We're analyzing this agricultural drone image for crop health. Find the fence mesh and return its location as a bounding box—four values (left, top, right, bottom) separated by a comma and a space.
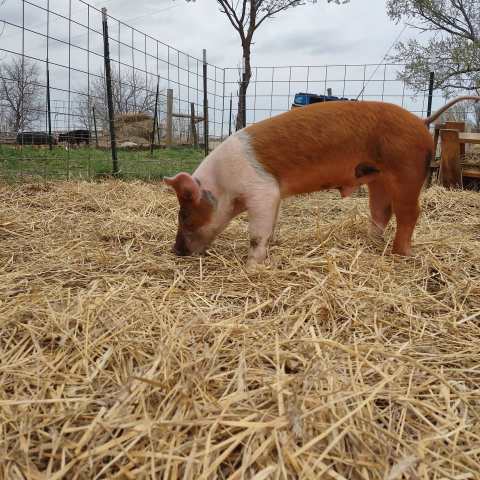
0, 0, 478, 181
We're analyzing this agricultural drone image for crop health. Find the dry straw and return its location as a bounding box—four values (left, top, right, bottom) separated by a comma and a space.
1, 180, 479, 479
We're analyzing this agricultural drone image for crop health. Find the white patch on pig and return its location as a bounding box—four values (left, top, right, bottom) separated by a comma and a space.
236, 130, 276, 182
180, 132, 281, 253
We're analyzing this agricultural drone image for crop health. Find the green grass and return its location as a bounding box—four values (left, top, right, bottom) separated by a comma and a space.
0, 145, 205, 182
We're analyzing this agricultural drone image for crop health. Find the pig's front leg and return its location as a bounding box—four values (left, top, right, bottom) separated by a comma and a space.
270, 207, 281, 245
246, 192, 281, 268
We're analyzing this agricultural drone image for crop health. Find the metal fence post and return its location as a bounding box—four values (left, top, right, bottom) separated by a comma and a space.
92, 106, 99, 148
221, 68, 225, 140
228, 93, 232, 136
166, 89, 173, 147
427, 72, 435, 118
101, 7, 118, 176
203, 49, 209, 156
190, 102, 198, 147
46, 62, 53, 150
151, 77, 160, 155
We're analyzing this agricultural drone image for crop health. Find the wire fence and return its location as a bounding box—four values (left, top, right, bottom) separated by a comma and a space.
0, 0, 478, 181
223, 64, 478, 129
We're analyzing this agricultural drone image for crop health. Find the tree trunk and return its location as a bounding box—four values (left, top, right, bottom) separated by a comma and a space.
235, 42, 252, 131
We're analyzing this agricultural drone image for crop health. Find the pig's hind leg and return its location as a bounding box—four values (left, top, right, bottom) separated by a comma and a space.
367, 178, 393, 236
390, 162, 427, 256
246, 187, 281, 268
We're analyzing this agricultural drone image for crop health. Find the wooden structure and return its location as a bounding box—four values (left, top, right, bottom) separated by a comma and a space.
165, 89, 204, 147
432, 121, 480, 188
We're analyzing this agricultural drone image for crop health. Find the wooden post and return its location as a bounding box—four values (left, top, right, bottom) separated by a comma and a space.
190, 102, 198, 147
444, 121, 465, 131
444, 121, 466, 157
166, 88, 173, 147
439, 129, 462, 188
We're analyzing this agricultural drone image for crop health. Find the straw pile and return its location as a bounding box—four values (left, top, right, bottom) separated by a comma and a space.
1, 180, 479, 479
110, 112, 154, 146
463, 151, 480, 167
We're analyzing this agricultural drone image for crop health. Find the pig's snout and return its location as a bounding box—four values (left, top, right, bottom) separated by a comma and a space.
172, 231, 191, 257
172, 244, 188, 256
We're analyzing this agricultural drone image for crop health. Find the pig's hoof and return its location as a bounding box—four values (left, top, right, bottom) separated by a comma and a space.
246, 259, 259, 271
392, 246, 412, 256
369, 222, 386, 238
246, 258, 268, 272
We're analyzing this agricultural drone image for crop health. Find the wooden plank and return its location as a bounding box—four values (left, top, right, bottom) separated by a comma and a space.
439, 129, 462, 188
444, 121, 465, 132
462, 169, 480, 179
459, 133, 480, 145
442, 122, 466, 156
172, 112, 204, 122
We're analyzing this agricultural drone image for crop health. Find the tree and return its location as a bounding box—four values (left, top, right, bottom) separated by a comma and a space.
0, 57, 42, 132
189, 0, 348, 130
386, 0, 480, 95
76, 69, 160, 130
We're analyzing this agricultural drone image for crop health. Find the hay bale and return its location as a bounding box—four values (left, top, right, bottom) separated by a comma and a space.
103, 112, 156, 146
462, 152, 480, 167
118, 141, 139, 149
0, 180, 479, 478
115, 112, 152, 124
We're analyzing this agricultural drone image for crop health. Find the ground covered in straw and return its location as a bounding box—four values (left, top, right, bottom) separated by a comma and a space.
1, 180, 480, 479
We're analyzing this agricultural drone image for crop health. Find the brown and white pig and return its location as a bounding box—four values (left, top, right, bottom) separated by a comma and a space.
165, 96, 479, 267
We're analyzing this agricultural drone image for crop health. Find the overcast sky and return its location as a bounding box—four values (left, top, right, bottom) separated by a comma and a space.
87, 0, 409, 68
3, 0, 438, 132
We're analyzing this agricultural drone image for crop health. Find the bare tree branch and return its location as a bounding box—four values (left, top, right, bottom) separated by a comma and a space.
0, 57, 42, 132
182, 0, 349, 129
387, 0, 479, 95
76, 69, 159, 130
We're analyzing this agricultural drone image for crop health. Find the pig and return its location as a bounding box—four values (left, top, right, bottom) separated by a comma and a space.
165, 96, 480, 267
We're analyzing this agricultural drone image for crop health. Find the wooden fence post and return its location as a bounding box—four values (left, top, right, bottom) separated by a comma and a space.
444, 121, 466, 157
166, 89, 173, 147
439, 129, 462, 188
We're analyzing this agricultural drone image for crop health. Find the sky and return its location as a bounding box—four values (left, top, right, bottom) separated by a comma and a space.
87, 0, 409, 68
2, 0, 438, 133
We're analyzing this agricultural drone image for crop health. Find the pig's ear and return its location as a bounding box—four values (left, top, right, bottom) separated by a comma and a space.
164, 172, 201, 204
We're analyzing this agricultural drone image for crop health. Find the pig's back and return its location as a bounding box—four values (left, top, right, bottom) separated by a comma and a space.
243, 101, 432, 195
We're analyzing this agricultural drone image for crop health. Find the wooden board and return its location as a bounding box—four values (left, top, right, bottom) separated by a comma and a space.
459, 133, 480, 145
462, 169, 480, 179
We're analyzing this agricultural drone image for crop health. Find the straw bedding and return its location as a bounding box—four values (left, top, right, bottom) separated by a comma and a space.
1, 180, 479, 479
